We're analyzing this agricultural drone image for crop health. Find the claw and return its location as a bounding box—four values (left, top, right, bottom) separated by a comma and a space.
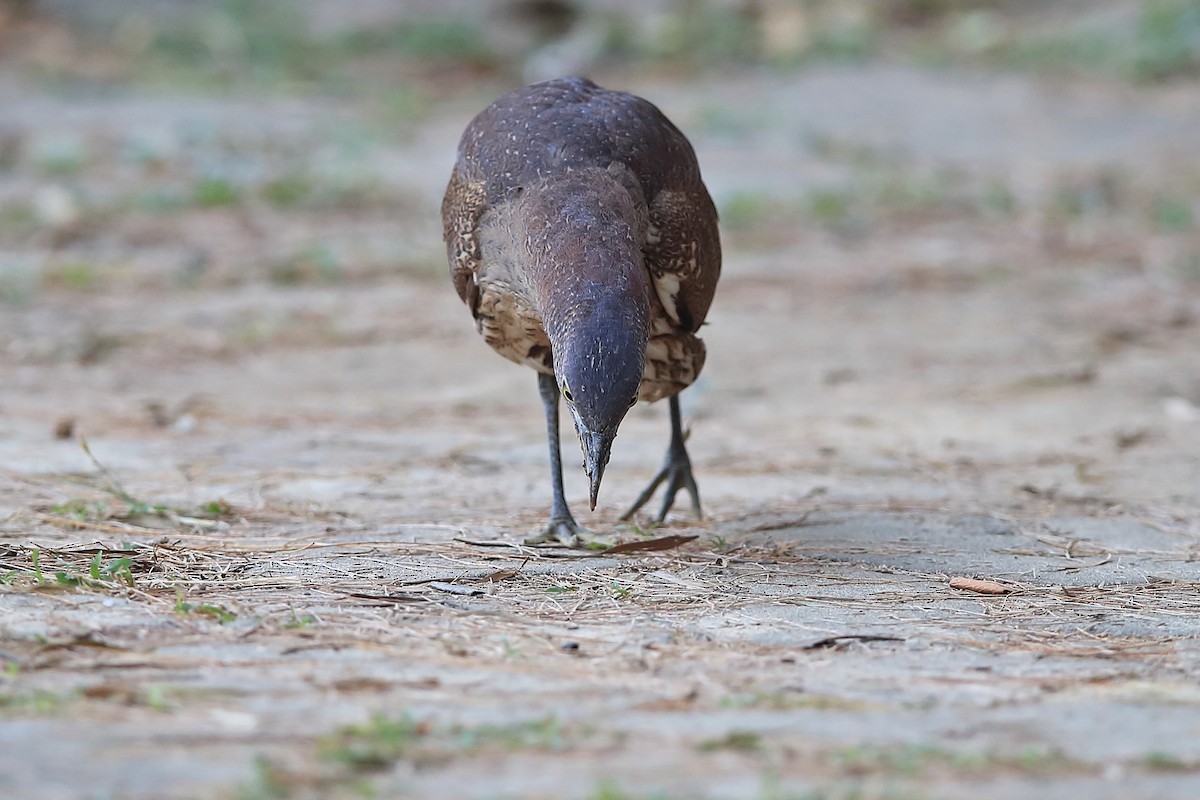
524, 518, 615, 549
525, 518, 585, 547
620, 450, 702, 523
621, 394, 702, 523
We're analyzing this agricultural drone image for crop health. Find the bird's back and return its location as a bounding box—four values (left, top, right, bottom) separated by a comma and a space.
452, 77, 702, 205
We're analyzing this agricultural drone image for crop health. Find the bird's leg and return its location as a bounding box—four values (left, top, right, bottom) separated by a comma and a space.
621, 394, 702, 524
524, 372, 591, 546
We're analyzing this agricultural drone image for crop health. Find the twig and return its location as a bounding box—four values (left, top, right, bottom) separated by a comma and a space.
804, 635, 905, 650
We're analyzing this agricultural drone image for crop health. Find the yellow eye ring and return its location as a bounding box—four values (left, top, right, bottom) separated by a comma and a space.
561, 384, 574, 403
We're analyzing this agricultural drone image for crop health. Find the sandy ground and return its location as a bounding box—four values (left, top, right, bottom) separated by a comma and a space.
2, 56, 1200, 799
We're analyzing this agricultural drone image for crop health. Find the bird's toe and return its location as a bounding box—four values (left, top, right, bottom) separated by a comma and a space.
524, 518, 614, 549
622, 455, 702, 524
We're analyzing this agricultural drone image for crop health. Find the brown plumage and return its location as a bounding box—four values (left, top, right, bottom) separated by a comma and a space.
442, 77, 721, 545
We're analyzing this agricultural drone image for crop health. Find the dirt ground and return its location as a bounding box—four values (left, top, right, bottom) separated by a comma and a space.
3, 5, 1200, 799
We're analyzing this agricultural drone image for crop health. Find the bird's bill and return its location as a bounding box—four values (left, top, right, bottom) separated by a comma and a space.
581, 429, 614, 511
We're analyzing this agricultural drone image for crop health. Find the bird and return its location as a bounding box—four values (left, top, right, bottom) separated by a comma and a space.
442, 77, 721, 546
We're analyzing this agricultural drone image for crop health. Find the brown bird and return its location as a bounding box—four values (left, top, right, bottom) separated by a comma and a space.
442, 77, 721, 545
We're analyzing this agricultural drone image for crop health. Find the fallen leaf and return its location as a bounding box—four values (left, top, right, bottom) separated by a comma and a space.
345, 592, 429, 605
602, 534, 698, 555
82, 683, 138, 702
454, 538, 518, 548
53, 418, 75, 439
803, 635, 904, 650
478, 559, 528, 582
1114, 428, 1150, 451
949, 577, 1016, 595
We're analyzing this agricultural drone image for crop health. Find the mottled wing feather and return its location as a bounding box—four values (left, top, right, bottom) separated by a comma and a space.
643, 188, 721, 333
581, 85, 721, 335
441, 164, 488, 320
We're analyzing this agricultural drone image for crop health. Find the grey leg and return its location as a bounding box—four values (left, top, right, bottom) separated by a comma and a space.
524, 372, 586, 546
620, 394, 702, 523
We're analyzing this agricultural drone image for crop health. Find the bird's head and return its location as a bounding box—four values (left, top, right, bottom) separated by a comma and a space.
550, 291, 647, 510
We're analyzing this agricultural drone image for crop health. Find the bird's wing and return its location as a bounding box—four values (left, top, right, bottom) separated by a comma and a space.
583, 85, 721, 335
642, 185, 721, 334
441, 164, 488, 320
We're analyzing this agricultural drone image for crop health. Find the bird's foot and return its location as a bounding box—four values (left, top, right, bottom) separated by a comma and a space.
524, 518, 615, 549
620, 445, 702, 524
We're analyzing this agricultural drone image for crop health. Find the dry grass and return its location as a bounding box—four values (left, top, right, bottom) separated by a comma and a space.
4, 497, 1198, 671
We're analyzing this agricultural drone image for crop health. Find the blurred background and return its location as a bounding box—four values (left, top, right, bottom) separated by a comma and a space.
1, 0, 1198, 504
1, 0, 1198, 296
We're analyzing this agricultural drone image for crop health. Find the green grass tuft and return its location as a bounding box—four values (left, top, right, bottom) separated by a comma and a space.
192, 177, 241, 207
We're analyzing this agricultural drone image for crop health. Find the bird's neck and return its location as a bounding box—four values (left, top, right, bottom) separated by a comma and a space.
521, 171, 653, 342
536, 223, 651, 349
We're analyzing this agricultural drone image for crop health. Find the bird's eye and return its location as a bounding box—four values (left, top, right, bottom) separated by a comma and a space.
561, 384, 573, 403
627, 394, 638, 408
